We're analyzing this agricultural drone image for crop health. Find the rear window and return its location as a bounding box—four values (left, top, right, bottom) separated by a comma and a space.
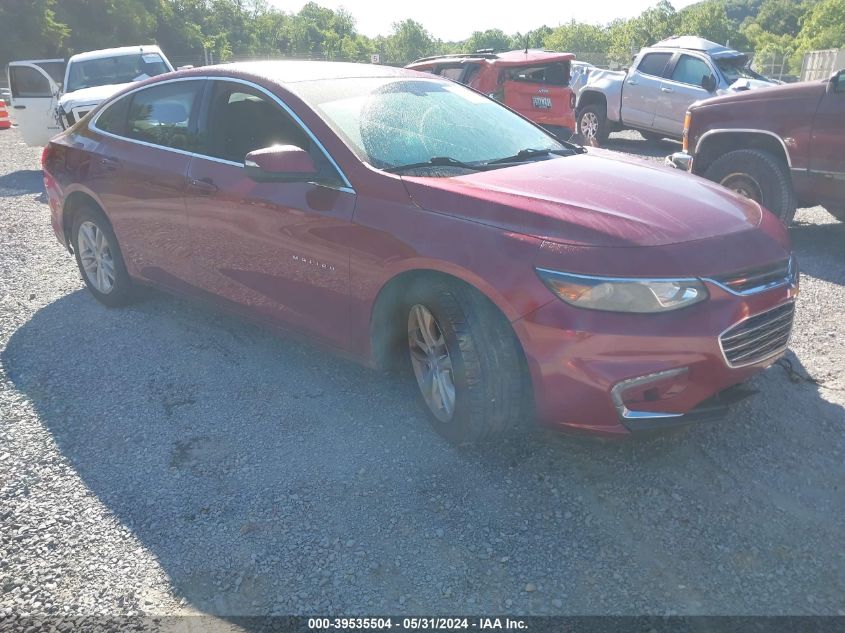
636, 52, 672, 77
504, 62, 570, 87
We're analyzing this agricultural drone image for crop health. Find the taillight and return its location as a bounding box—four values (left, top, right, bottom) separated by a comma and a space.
41, 144, 52, 170
682, 111, 692, 153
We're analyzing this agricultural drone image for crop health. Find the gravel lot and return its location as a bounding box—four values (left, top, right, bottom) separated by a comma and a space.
1, 126, 844, 625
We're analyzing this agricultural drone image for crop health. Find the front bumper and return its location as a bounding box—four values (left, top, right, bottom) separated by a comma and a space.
666, 151, 694, 172
512, 278, 797, 437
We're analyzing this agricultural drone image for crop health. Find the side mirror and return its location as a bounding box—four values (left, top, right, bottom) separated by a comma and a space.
244, 145, 318, 183
701, 74, 717, 92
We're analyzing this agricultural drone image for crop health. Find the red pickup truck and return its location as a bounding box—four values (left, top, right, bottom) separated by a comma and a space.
668, 69, 845, 224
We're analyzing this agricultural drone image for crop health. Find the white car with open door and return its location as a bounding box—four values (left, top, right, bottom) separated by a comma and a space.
7, 45, 174, 147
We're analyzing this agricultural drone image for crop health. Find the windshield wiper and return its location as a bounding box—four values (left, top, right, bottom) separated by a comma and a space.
483, 147, 579, 166
383, 156, 485, 173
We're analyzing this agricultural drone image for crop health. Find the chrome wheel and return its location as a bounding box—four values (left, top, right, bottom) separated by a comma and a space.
77, 220, 115, 294
720, 173, 763, 203
408, 304, 455, 423
580, 111, 599, 139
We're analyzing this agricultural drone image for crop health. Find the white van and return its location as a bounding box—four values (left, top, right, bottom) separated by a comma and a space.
7, 45, 174, 146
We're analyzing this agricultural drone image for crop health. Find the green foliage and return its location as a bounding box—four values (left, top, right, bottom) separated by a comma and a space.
0, 0, 841, 75
463, 29, 512, 53
795, 0, 845, 51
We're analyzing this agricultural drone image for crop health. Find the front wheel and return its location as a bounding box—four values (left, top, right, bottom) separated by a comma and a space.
72, 205, 135, 307
703, 149, 796, 225
576, 105, 609, 144
404, 280, 529, 444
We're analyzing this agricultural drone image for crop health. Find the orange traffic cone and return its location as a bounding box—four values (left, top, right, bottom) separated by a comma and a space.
0, 99, 11, 130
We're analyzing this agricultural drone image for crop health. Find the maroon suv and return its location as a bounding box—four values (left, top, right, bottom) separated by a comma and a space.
42, 62, 797, 443
668, 69, 845, 224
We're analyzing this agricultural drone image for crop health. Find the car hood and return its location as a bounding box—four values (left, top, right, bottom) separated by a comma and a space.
401, 148, 763, 248
59, 83, 134, 109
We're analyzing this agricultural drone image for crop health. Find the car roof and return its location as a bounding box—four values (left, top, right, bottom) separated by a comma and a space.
408, 49, 575, 67
69, 45, 165, 63
650, 36, 744, 60
194, 60, 420, 84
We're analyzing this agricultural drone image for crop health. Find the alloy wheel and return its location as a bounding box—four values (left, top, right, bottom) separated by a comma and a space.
580, 112, 599, 139
408, 304, 456, 423
77, 220, 116, 294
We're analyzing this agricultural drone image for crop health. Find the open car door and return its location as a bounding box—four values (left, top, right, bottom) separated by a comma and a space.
7, 60, 65, 146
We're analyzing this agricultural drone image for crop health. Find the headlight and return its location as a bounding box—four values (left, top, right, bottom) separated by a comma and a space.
536, 268, 708, 313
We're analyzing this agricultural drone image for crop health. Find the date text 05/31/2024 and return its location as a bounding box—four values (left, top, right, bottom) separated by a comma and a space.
308, 617, 528, 630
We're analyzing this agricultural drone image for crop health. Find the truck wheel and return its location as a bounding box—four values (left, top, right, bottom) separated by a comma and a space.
576, 105, 609, 144
825, 207, 845, 222
403, 279, 529, 445
704, 149, 796, 225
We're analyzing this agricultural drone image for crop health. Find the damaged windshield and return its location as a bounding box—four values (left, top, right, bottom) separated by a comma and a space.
66, 53, 170, 92
296, 78, 569, 173
716, 58, 772, 84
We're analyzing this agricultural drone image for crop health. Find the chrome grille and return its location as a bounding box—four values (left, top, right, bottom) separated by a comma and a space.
720, 302, 795, 367
709, 258, 795, 295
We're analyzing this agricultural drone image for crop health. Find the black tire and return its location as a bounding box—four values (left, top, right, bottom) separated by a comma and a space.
824, 206, 845, 222
576, 104, 609, 144
72, 204, 135, 307
703, 149, 796, 225
403, 279, 529, 444
639, 131, 664, 142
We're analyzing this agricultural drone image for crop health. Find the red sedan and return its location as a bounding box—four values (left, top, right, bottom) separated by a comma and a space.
42, 62, 798, 443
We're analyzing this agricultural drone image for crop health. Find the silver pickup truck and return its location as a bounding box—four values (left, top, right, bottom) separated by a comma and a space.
575, 36, 777, 143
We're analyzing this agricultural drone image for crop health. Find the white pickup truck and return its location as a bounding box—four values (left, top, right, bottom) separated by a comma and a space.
575, 36, 777, 143
7, 45, 174, 146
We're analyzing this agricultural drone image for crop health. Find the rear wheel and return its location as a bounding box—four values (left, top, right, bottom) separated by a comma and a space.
72, 204, 135, 307
576, 105, 609, 144
703, 149, 796, 225
404, 279, 529, 444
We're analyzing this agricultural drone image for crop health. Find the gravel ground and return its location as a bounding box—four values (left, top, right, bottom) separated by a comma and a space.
1, 126, 844, 625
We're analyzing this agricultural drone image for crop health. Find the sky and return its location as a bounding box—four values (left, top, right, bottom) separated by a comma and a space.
266, 0, 701, 42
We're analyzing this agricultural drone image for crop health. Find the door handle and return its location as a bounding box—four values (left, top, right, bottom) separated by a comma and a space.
188, 177, 218, 195
100, 157, 120, 172
627, 80, 638, 85
14, 105, 26, 110
661, 87, 674, 93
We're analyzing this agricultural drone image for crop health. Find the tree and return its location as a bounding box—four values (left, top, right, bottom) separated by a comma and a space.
677, 1, 747, 49
607, 1, 679, 64
464, 29, 512, 53
0, 0, 69, 65
385, 19, 434, 64
544, 21, 611, 54
794, 0, 845, 51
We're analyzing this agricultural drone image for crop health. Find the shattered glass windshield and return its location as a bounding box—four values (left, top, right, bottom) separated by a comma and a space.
296, 77, 565, 170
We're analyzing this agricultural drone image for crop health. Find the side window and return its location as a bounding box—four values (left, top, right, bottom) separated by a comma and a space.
671, 55, 712, 87
202, 81, 313, 164
126, 80, 202, 151
96, 94, 131, 136
10, 66, 53, 98
636, 52, 673, 78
